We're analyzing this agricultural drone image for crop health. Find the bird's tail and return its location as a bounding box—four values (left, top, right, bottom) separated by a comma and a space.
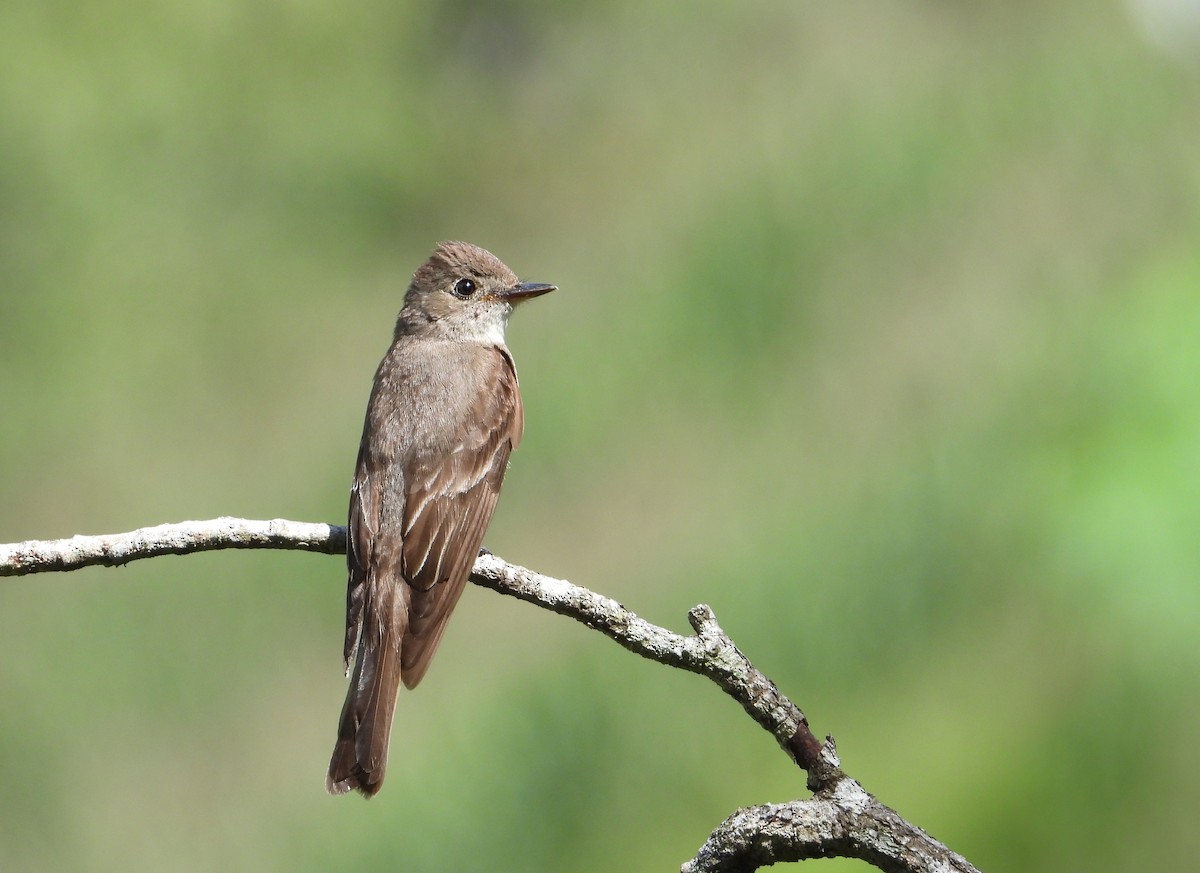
326, 631, 401, 797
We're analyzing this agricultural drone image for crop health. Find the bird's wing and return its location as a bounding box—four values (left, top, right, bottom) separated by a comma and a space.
342, 437, 381, 668
398, 347, 524, 688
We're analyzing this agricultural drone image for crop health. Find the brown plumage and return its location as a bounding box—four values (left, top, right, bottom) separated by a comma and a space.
327, 242, 554, 797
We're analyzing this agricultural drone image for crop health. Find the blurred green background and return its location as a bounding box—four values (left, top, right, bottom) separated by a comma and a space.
2, 1, 1199, 870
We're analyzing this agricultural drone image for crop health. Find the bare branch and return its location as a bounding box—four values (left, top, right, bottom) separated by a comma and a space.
1, 518, 979, 872
468, 553, 831, 780
0, 517, 345, 576
682, 773, 983, 873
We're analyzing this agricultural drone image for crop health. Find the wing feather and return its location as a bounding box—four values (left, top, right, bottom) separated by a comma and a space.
342, 442, 379, 666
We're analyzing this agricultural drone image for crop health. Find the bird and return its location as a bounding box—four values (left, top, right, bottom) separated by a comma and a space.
327, 241, 555, 797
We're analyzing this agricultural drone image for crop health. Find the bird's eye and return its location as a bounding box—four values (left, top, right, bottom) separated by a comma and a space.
451, 278, 477, 298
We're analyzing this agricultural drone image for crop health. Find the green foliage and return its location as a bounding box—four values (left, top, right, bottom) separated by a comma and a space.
3, 1, 1199, 870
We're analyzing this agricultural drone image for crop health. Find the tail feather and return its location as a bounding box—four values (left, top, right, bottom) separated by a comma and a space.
326, 633, 402, 797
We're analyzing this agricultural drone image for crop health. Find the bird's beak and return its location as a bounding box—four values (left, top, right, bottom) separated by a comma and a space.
502, 282, 556, 303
